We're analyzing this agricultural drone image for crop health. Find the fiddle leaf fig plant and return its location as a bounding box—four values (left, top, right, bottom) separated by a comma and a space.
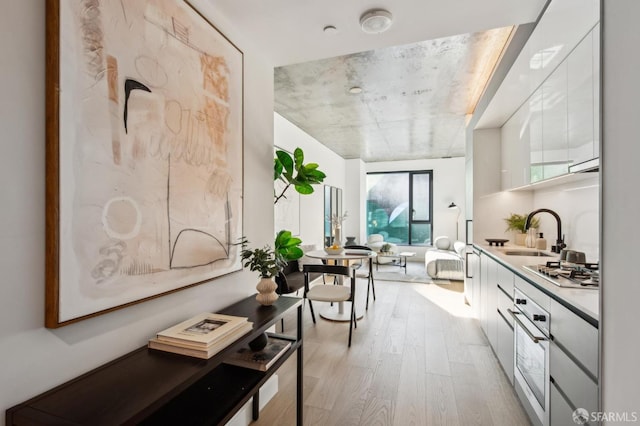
274, 229, 303, 260
274, 147, 326, 204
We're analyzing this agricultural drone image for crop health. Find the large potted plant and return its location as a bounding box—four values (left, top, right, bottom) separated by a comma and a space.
240, 241, 287, 306
504, 213, 540, 246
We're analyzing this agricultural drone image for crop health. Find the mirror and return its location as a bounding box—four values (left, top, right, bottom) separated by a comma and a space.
323, 185, 342, 247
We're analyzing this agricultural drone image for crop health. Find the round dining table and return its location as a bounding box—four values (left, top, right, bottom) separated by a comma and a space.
303, 249, 377, 322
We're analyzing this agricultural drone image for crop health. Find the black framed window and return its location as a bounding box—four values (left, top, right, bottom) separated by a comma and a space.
366, 170, 433, 245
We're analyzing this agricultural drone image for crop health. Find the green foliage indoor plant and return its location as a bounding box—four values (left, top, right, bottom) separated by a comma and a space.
504, 213, 540, 246
240, 241, 287, 306
272, 147, 326, 261
504, 213, 540, 233
240, 241, 286, 278
274, 147, 326, 204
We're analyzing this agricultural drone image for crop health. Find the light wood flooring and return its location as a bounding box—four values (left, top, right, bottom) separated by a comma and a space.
253, 262, 530, 426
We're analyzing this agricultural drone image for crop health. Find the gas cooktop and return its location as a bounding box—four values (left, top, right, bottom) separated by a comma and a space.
523, 261, 599, 289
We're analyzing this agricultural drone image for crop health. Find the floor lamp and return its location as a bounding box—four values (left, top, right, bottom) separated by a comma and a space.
448, 202, 461, 241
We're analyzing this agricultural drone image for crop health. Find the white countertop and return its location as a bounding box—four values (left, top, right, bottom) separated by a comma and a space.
476, 243, 599, 323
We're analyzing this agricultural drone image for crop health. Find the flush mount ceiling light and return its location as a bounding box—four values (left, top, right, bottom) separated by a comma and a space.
323, 25, 338, 34
359, 9, 393, 34
348, 86, 363, 94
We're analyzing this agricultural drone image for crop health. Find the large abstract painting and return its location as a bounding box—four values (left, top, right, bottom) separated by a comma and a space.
45, 0, 243, 327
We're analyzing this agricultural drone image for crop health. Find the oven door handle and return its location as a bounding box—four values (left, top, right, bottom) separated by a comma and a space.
507, 309, 548, 343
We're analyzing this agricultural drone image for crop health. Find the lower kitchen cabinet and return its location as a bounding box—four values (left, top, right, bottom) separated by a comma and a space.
474, 249, 600, 426
480, 253, 498, 349
550, 341, 598, 416
549, 298, 599, 425
550, 380, 581, 426
495, 264, 515, 383
496, 308, 514, 384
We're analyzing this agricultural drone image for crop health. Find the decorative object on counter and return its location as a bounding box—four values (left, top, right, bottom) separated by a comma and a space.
486, 238, 509, 246
240, 242, 287, 306
535, 233, 547, 250
345, 236, 357, 246
504, 213, 540, 246
525, 227, 537, 248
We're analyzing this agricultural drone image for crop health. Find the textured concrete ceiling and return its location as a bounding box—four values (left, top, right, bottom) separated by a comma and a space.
192, 0, 547, 162
275, 28, 513, 162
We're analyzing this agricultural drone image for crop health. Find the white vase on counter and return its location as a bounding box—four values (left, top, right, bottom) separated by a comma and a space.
525, 228, 537, 248
514, 232, 527, 246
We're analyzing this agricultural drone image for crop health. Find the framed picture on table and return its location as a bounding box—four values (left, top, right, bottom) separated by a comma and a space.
45, 0, 244, 327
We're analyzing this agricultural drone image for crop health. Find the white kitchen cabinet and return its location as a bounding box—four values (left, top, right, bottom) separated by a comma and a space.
479, 253, 499, 351
480, 253, 489, 334
549, 298, 598, 379
529, 88, 545, 183
548, 295, 599, 423
501, 104, 531, 190
541, 61, 569, 180
495, 264, 515, 384
550, 380, 578, 426
465, 248, 482, 319
568, 27, 599, 167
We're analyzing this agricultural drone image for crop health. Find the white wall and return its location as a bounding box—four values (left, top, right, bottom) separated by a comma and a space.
344, 159, 367, 244
0, 2, 276, 419
366, 157, 466, 248
601, 0, 640, 418
532, 176, 599, 261
274, 112, 346, 248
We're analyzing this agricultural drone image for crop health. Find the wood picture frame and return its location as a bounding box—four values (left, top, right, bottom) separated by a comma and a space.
46, 0, 244, 327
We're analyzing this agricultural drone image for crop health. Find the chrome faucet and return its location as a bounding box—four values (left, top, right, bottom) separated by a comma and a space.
525, 208, 566, 253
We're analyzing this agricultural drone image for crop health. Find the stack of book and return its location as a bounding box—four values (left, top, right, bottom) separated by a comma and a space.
148, 313, 253, 359
224, 336, 291, 371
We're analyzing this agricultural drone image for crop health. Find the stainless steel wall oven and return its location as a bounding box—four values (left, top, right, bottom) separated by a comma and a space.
509, 288, 550, 425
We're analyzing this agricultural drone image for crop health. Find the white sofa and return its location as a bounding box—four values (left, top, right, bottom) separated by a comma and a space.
425, 236, 464, 280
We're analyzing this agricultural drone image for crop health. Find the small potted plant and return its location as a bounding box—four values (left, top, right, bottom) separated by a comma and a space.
380, 243, 393, 254
241, 242, 287, 306
504, 213, 540, 246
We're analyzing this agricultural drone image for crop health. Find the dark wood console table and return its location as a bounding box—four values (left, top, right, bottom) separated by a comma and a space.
6, 295, 304, 425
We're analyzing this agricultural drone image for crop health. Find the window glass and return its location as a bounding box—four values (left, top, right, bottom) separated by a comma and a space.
366, 171, 432, 245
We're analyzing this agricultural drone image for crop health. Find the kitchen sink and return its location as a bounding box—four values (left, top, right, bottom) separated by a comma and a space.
502, 250, 551, 257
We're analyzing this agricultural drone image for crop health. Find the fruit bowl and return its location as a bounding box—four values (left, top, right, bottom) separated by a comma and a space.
324, 246, 344, 255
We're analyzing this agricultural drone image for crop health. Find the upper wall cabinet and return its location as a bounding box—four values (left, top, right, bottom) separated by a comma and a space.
568, 28, 599, 167
501, 104, 528, 190
499, 20, 600, 189
477, 0, 600, 130
538, 60, 569, 182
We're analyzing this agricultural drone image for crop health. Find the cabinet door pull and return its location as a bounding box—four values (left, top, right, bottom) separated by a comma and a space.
507, 309, 547, 343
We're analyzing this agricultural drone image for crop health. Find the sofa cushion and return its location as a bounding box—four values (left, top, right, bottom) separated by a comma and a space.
434, 236, 451, 250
